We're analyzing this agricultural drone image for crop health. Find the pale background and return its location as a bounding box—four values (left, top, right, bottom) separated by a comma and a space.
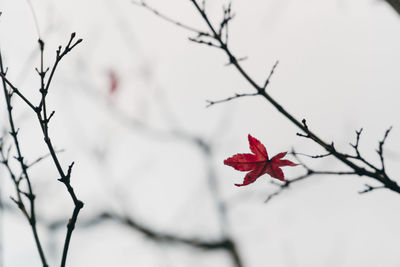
1, 0, 400, 266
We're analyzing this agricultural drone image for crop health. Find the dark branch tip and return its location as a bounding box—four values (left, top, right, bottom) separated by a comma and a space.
38, 39, 45, 50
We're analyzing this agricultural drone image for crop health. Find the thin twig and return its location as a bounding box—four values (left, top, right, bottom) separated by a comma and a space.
289, 151, 332, 159
265, 169, 358, 203
27, 149, 65, 168
131, 0, 209, 36
343, 128, 381, 172
377, 126, 392, 172
188, 37, 221, 48
206, 92, 259, 107
263, 60, 279, 89
359, 184, 386, 194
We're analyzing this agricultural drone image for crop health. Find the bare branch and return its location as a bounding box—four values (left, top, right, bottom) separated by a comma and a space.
1, 33, 83, 267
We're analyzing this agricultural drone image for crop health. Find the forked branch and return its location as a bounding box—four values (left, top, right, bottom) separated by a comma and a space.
0, 33, 83, 267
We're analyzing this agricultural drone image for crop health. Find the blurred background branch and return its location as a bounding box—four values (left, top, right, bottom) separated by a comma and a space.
385, 0, 400, 15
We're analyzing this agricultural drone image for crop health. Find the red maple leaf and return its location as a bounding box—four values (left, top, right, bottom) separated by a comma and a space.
224, 134, 297, 187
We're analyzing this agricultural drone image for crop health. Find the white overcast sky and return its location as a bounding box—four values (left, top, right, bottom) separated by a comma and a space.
1, 0, 400, 266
